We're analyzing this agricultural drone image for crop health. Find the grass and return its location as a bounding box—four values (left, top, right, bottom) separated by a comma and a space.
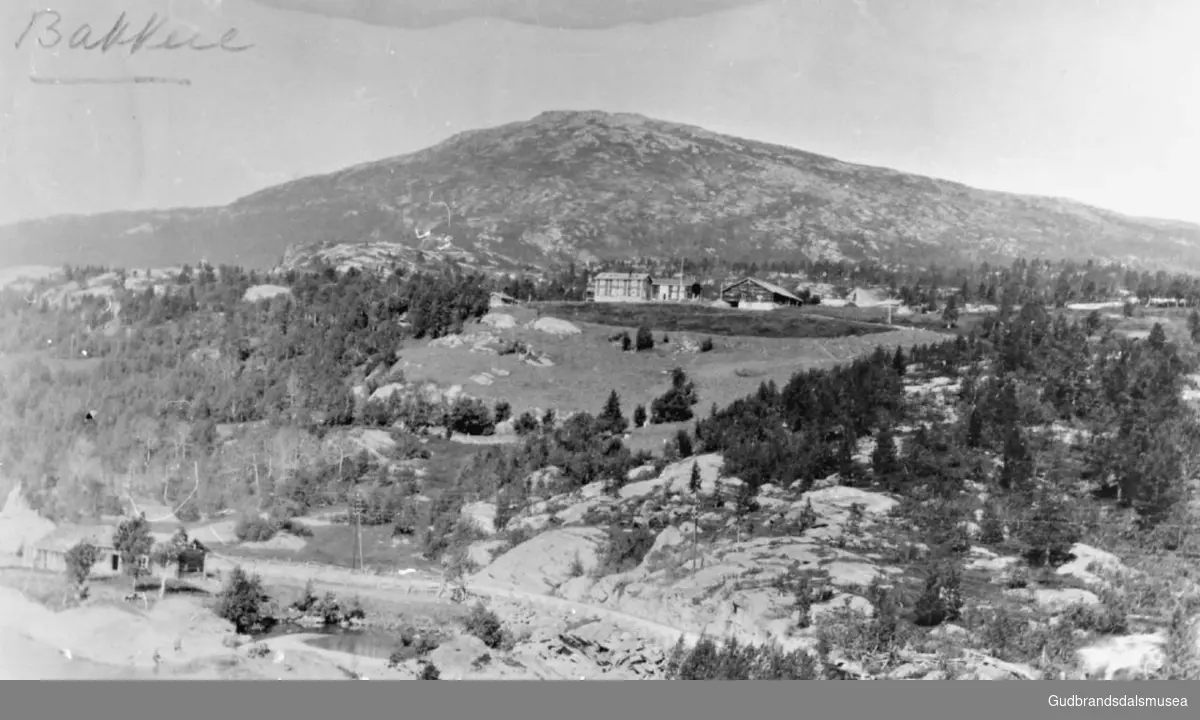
535, 301, 892, 339
796, 304, 989, 336
216, 524, 437, 574
399, 310, 951, 419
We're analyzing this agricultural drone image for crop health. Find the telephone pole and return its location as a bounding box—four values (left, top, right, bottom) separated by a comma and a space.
350, 492, 364, 571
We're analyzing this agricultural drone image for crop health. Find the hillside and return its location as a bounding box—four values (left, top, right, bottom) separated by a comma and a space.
4, 110, 1200, 272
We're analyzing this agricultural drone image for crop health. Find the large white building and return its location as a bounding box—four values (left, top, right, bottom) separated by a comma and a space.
588, 273, 699, 303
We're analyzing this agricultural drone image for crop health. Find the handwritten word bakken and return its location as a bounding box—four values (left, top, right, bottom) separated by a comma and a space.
14, 10, 253, 55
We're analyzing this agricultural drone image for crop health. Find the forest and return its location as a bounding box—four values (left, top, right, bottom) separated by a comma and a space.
0, 255, 1196, 572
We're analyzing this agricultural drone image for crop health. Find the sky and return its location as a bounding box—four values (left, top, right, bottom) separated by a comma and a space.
1, 0, 1197, 226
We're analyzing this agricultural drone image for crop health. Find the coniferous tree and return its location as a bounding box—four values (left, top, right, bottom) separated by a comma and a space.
871, 427, 899, 480
998, 426, 1033, 493
688, 461, 702, 494
596, 390, 628, 435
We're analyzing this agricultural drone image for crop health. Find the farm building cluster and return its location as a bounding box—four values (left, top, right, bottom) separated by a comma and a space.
27, 523, 208, 580
586, 270, 910, 311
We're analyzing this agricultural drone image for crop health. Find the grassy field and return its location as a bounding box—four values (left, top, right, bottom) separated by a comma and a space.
216, 524, 436, 574
534, 302, 892, 338
795, 304, 989, 336
399, 308, 951, 420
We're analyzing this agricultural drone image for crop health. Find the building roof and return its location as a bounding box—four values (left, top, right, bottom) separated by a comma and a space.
489, 291, 516, 301
721, 277, 804, 304
35, 524, 117, 553
652, 277, 696, 286
593, 272, 652, 281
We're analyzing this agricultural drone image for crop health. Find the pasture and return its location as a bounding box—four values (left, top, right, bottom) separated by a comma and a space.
533, 301, 892, 338
397, 306, 952, 420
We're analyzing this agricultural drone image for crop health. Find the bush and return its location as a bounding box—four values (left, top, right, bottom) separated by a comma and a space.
448, 397, 495, 436
665, 636, 820, 679
64, 541, 98, 587
493, 400, 512, 424
215, 566, 275, 634
463, 602, 505, 649
635, 326, 655, 351
633, 404, 647, 428
513, 411, 539, 436
912, 560, 964, 627
651, 367, 698, 424
595, 524, 657, 576
699, 337, 714, 352
418, 661, 441, 680
235, 516, 279, 543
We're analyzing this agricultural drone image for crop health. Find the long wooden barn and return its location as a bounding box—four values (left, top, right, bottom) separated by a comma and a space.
719, 277, 805, 310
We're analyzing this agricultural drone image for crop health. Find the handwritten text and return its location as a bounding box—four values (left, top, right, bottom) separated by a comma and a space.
14, 10, 254, 55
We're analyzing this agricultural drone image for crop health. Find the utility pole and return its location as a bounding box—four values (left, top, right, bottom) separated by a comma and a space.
350, 492, 364, 571
692, 496, 699, 574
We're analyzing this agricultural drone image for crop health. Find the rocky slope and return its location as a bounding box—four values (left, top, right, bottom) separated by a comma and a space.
4, 111, 1200, 272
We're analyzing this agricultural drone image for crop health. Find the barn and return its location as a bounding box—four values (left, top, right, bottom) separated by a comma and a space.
719, 277, 805, 310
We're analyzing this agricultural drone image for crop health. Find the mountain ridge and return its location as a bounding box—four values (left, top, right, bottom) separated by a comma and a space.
3, 109, 1200, 273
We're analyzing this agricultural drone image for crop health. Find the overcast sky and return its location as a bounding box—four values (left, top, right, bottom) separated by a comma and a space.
1, 0, 1197, 226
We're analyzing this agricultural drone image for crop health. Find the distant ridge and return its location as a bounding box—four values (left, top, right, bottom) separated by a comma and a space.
3, 110, 1200, 273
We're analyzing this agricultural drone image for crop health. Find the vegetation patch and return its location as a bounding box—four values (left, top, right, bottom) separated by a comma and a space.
537, 302, 890, 339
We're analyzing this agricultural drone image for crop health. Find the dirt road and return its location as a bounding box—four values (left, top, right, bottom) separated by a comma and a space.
206, 553, 698, 647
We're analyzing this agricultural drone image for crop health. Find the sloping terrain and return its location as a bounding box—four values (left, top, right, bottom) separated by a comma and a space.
4, 111, 1200, 272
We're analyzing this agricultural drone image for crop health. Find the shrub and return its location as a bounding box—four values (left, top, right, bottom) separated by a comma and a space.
112, 513, 154, 587
568, 552, 585, 578
463, 602, 505, 649
235, 516, 279, 543
64, 541, 98, 588
651, 368, 698, 424
635, 326, 655, 351
699, 337, 714, 352
912, 560, 964, 627
418, 661, 441, 680
448, 396, 495, 436
278, 518, 313, 537
215, 566, 275, 634
513, 411, 539, 436
493, 400, 512, 424
595, 524, 657, 576
666, 636, 820, 679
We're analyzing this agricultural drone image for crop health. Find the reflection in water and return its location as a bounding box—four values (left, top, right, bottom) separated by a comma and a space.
303, 630, 401, 660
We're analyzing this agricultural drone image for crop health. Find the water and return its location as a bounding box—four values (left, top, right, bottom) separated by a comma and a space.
257, 626, 404, 661
303, 630, 403, 660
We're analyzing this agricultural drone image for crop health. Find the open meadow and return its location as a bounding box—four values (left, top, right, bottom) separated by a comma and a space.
397, 305, 952, 420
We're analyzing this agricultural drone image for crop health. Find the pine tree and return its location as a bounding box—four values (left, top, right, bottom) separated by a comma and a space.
597, 390, 628, 435
998, 426, 1033, 492
892, 346, 907, 376
633, 404, 647, 428
871, 427, 899, 479
1189, 310, 1200, 344
966, 407, 983, 448
688, 461, 702, 494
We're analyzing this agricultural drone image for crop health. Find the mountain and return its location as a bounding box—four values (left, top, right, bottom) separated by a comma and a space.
4, 110, 1200, 273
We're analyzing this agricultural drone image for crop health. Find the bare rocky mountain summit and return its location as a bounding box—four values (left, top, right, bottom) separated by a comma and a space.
4, 110, 1200, 273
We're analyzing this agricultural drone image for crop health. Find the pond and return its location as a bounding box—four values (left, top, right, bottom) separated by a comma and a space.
256, 626, 406, 661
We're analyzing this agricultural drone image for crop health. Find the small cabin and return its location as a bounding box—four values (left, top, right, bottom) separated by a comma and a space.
31, 525, 123, 578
